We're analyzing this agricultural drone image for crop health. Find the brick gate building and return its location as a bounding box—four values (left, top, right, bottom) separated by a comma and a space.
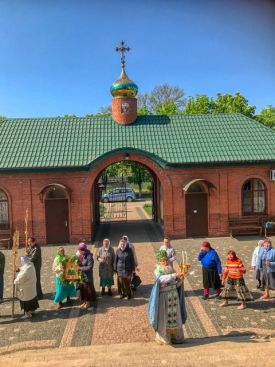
1, 57, 275, 244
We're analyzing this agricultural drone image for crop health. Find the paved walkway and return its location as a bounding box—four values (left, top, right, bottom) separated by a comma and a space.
91, 217, 164, 344
163, 236, 275, 338
0, 243, 97, 352
0, 203, 275, 355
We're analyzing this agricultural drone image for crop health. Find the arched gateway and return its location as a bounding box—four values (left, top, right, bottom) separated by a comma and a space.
0, 42, 275, 244
86, 151, 173, 240
93, 162, 158, 224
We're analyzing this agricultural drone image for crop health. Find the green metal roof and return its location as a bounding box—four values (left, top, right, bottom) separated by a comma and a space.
0, 113, 275, 171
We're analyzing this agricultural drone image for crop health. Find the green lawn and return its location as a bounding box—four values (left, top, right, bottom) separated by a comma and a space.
133, 182, 152, 193
99, 206, 105, 217
143, 203, 152, 216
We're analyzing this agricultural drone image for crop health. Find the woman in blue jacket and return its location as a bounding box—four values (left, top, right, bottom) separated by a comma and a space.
256, 238, 275, 301
198, 242, 222, 300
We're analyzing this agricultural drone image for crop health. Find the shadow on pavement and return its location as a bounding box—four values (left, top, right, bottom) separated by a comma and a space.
247, 299, 275, 311
173, 331, 273, 349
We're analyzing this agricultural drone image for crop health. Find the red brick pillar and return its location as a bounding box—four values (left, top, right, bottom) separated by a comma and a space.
112, 97, 137, 125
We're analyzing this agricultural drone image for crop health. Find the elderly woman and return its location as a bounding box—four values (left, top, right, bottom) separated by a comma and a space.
256, 238, 275, 301
114, 238, 135, 299
159, 237, 177, 268
251, 240, 265, 289
52, 247, 77, 310
78, 243, 96, 309
198, 241, 222, 300
219, 250, 253, 310
97, 239, 115, 296
14, 256, 39, 318
122, 235, 138, 269
148, 250, 187, 345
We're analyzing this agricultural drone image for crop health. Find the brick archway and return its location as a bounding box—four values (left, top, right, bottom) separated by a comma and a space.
83, 151, 173, 238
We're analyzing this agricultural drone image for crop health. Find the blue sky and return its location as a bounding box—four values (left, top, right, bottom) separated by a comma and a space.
0, 0, 274, 117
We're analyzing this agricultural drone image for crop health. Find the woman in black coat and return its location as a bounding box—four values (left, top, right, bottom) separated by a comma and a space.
27, 237, 43, 300
114, 238, 135, 299
78, 242, 96, 309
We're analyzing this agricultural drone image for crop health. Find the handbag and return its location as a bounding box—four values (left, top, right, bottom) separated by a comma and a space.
131, 273, 142, 289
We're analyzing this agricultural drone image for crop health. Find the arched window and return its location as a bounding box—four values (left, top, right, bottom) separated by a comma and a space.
45, 187, 67, 200
187, 182, 206, 193
242, 179, 266, 215
0, 190, 9, 230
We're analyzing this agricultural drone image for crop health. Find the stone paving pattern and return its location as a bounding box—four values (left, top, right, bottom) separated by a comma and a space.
91, 214, 157, 345
155, 236, 275, 337
0, 202, 274, 354
0, 244, 98, 352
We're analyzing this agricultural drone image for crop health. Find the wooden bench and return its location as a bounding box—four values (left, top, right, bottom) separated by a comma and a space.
229, 217, 262, 237
0, 229, 12, 249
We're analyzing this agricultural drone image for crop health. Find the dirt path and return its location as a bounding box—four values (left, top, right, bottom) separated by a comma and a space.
1, 337, 274, 367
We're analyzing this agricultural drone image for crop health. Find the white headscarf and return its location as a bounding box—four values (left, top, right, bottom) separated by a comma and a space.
20, 256, 31, 266
103, 238, 110, 248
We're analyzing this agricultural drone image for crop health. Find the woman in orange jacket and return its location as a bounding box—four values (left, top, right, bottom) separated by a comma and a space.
219, 250, 253, 310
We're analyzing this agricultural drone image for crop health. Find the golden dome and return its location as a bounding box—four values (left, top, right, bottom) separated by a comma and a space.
110, 68, 138, 98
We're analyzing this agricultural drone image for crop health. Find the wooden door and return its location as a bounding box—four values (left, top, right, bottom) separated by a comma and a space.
45, 199, 69, 243
186, 193, 208, 237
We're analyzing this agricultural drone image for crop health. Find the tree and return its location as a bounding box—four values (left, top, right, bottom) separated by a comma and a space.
127, 162, 152, 198
256, 105, 275, 129
98, 106, 112, 116
155, 101, 178, 115
138, 84, 185, 115
183, 92, 256, 118
100, 161, 152, 198
85, 112, 111, 118
62, 114, 78, 118
212, 93, 256, 117
182, 95, 213, 114
137, 93, 151, 115
137, 106, 151, 116
0, 115, 6, 122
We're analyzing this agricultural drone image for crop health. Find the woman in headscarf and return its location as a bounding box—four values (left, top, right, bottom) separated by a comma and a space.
148, 250, 187, 345
219, 250, 253, 309
114, 238, 135, 299
52, 247, 77, 310
256, 238, 275, 301
97, 239, 115, 296
251, 240, 265, 289
14, 256, 39, 318
122, 235, 138, 269
78, 242, 96, 309
198, 241, 222, 300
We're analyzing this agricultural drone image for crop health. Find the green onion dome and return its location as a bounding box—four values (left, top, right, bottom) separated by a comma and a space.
110, 68, 138, 98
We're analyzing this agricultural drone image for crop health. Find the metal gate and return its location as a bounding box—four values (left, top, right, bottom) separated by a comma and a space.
98, 178, 128, 222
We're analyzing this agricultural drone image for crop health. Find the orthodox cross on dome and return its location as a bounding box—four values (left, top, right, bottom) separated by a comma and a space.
115, 40, 130, 69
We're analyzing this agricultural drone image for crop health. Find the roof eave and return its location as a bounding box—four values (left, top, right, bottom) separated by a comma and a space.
167, 160, 275, 168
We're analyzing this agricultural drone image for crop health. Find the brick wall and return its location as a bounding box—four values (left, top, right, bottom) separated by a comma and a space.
111, 97, 137, 125
0, 155, 274, 244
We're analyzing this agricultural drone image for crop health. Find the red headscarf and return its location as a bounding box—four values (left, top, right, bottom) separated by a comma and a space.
202, 241, 211, 249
